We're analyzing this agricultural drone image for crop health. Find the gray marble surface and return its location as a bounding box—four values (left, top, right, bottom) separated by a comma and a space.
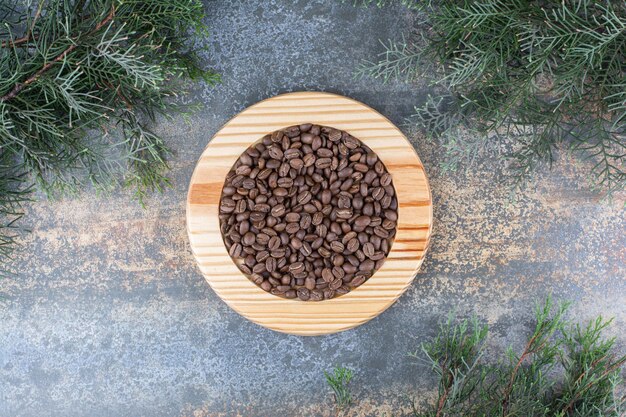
1, 1, 624, 416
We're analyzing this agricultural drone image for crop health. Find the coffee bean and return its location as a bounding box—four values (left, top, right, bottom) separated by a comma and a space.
315, 158, 332, 169
330, 278, 342, 290
330, 241, 345, 253
362, 242, 375, 258
374, 226, 389, 238
289, 262, 305, 274
332, 266, 345, 279
336, 208, 353, 219
346, 238, 359, 253
359, 259, 375, 272
318, 247, 331, 258
297, 190, 312, 205
350, 274, 367, 287
300, 242, 312, 257
297, 287, 310, 301
353, 163, 368, 173
229, 243, 243, 257
322, 268, 334, 283
310, 289, 324, 301
305, 277, 316, 290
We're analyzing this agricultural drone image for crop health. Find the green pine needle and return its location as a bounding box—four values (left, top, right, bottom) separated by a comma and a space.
325, 366, 354, 410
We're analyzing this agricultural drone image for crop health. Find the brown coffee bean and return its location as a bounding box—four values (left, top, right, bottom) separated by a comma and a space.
289, 158, 304, 169
330, 241, 345, 253
330, 278, 342, 290
359, 259, 375, 272
322, 268, 334, 283
353, 215, 371, 229
374, 226, 389, 238
336, 208, 353, 219
297, 287, 310, 301
318, 247, 331, 258
310, 289, 324, 301
300, 242, 312, 256
242, 232, 255, 246
362, 242, 375, 258
305, 277, 316, 290
332, 266, 345, 279
315, 158, 332, 169
350, 275, 367, 287
289, 262, 305, 274
353, 163, 368, 173
300, 214, 312, 229
327, 129, 342, 142
297, 190, 312, 205
268, 236, 281, 251
229, 242, 242, 257
346, 238, 359, 252
284, 148, 301, 159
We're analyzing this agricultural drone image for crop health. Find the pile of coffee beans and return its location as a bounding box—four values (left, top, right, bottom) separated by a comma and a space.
219, 124, 398, 301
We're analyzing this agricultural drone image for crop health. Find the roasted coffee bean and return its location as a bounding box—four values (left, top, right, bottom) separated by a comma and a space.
243, 232, 256, 246
315, 158, 332, 169
353, 215, 371, 229
374, 226, 389, 238
318, 247, 331, 258
297, 287, 310, 301
265, 257, 276, 273
359, 259, 375, 272
305, 277, 316, 290
220, 124, 397, 300
335, 286, 349, 295
300, 242, 312, 257
330, 241, 345, 253
229, 243, 243, 257
310, 289, 324, 301
332, 266, 345, 280
346, 238, 359, 253
322, 268, 334, 283
336, 208, 353, 219
289, 261, 305, 274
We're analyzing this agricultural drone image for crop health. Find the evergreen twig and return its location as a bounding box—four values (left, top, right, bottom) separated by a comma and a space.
325, 366, 354, 412
0, 0, 219, 270
328, 298, 626, 416
358, 0, 626, 196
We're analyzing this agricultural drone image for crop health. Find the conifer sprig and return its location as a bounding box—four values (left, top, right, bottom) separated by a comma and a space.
328, 298, 626, 416
0, 0, 217, 267
358, 0, 626, 196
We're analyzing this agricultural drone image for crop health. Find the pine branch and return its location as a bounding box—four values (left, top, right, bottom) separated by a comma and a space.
359, 0, 626, 197
0, 0, 218, 267
325, 366, 354, 412
1, 5, 115, 102
328, 298, 626, 416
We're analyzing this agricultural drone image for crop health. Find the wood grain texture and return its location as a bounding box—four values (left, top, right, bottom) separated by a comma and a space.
186, 92, 432, 335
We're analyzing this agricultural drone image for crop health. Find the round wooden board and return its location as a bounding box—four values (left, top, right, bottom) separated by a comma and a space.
186, 91, 432, 336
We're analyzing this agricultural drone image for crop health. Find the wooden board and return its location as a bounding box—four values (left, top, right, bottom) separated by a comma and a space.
186, 92, 432, 335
